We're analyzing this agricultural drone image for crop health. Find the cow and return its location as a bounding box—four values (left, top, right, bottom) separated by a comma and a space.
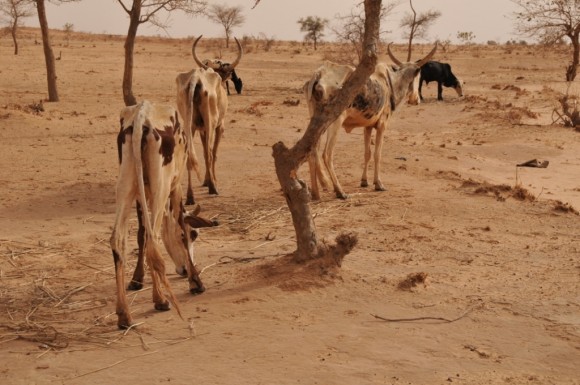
419, 60, 464, 101
110, 100, 217, 329
305, 44, 437, 200
176, 39, 229, 205
192, 35, 243, 96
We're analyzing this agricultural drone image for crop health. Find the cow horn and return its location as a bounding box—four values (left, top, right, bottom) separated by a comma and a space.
387, 43, 403, 66
415, 43, 438, 67
191, 35, 208, 69
229, 37, 243, 69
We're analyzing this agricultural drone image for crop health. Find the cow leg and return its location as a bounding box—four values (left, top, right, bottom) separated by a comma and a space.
185, 128, 198, 205
361, 126, 373, 188
199, 130, 212, 189
373, 121, 387, 192
128, 202, 145, 290
110, 184, 135, 329
437, 82, 444, 101
323, 120, 348, 199
186, 165, 196, 205
207, 123, 223, 196
226, 81, 231, 96
419, 78, 425, 101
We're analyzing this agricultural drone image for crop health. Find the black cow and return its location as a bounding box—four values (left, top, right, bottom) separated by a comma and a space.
203, 59, 243, 95
419, 61, 464, 101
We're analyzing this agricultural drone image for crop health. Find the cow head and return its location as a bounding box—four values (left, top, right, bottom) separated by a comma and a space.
387, 43, 438, 105
453, 78, 465, 98
170, 204, 218, 294
192, 35, 243, 94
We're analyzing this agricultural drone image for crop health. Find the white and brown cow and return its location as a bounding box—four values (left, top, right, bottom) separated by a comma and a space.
176, 40, 229, 205
305, 44, 437, 200
110, 100, 216, 329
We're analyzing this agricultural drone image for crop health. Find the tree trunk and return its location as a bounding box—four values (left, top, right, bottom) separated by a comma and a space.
122, 2, 141, 107
11, 20, 18, 55
406, 0, 417, 61
566, 32, 579, 82
36, 0, 59, 101
272, 0, 381, 262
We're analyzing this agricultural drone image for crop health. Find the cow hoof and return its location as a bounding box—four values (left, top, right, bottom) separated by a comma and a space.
117, 314, 133, 330
185, 197, 195, 206
154, 301, 171, 311
127, 281, 143, 291
360, 180, 369, 188
375, 185, 386, 192
190, 286, 206, 295
336, 192, 349, 200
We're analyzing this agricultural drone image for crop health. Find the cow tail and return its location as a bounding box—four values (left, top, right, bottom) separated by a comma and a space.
131, 102, 181, 318
186, 76, 203, 183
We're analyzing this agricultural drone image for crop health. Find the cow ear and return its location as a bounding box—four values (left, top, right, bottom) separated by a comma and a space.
184, 212, 218, 228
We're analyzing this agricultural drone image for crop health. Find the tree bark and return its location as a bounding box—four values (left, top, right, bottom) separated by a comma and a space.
566, 31, 579, 82
272, 0, 381, 262
122, 1, 141, 106
11, 19, 18, 55
36, 0, 59, 101
406, 0, 417, 62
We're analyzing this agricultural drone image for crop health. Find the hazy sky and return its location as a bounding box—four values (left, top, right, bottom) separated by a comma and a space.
26, 0, 522, 44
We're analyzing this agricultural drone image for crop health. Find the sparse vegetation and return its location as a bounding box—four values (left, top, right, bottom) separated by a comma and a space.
513, 0, 580, 81
400, 0, 441, 60
205, 3, 245, 48
457, 31, 476, 45
297, 15, 328, 50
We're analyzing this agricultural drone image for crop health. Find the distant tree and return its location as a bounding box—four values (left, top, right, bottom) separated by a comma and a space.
332, 1, 398, 61
0, 0, 35, 55
512, 0, 580, 81
116, 0, 206, 106
205, 3, 244, 48
63, 21, 73, 45
297, 16, 328, 50
399, 0, 441, 61
456, 31, 476, 45
29, 0, 79, 102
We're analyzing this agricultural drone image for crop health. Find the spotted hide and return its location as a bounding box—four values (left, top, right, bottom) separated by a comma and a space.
110, 100, 216, 329
304, 44, 437, 200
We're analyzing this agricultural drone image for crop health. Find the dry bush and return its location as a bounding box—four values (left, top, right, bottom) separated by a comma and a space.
552, 92, 580, 129
397, 272, 428, 291
553, 200, 579, 215
461, 179, 536, 202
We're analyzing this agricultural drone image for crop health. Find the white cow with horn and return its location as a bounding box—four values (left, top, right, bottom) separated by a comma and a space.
305, 44, 437, 200
176, 35, 241, 205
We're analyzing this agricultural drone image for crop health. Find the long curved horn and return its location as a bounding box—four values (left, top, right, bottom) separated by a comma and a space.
191, 35, 208, 69
387, 43, 403, 66
415, 43, 438, 67
228, 37, 243, 69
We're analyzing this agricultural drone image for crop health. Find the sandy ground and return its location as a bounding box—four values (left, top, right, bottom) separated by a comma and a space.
0, 29, 579, 385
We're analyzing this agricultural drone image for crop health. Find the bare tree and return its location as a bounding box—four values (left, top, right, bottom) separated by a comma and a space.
513, 0, 580, 81
116, 0, 206, 106
29, 0, 79, 102
332, 1, 398, 62
297, 16, 328, 50
205, 3, 244, 48
0, 0, 35, 55
272, 0, 382, 263
399, 0, 440, 61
